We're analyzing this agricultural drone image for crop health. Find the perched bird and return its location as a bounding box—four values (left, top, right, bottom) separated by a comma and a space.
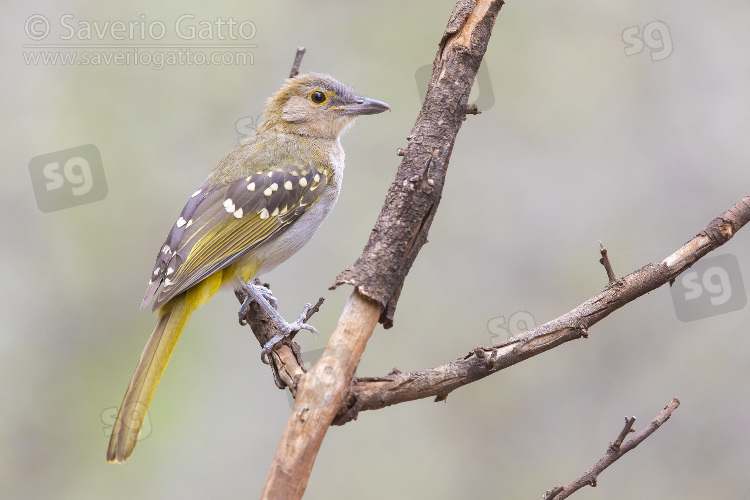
107, 73, 389, 463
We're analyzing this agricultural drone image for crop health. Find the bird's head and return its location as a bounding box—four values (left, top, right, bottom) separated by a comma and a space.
258, 73, 390, 140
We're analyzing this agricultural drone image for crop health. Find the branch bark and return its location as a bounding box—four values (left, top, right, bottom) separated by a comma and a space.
333, 0, 505, 328
260, 1, 505, 498
543, 398, 681, 500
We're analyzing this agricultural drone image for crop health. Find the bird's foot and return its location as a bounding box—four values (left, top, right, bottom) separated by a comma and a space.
260, 303, 318, 362
237, 279, 318, 364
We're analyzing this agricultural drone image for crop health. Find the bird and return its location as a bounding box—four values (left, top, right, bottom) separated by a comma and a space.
106, 73, 390, 463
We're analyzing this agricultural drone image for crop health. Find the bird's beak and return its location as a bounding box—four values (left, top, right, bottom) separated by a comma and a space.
341, 97, 391, 115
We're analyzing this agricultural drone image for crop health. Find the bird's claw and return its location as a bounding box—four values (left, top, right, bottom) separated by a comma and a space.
253, 283, 278, 309
238, 296, 251, 325
260, 303, 318, 364
291, 303, 319, 338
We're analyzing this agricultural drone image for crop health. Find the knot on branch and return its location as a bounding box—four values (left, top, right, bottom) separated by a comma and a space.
465, 104, 480, 115
703, 217, 735, 245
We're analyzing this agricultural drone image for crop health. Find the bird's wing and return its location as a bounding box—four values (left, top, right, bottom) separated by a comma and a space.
142, 159, 329, 311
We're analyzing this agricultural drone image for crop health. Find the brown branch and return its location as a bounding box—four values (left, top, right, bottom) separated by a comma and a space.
543, 398, 681, 500
261, 291, 381, 499
260, 2, 505, 498
332, 195, 749, 423
332, 0, 505, 328
288, 47, 306, 78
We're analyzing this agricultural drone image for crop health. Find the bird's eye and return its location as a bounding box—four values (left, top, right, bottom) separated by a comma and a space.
309, 91, 327, 105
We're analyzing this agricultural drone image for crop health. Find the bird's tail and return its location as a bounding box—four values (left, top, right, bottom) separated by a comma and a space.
106, 292, 196, 463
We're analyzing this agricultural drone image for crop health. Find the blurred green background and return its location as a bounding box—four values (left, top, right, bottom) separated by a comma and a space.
4, 1, 750, 498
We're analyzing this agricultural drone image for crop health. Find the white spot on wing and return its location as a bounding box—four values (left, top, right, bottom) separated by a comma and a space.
284, 180, 293, 190
192, 189, 201, 197
233, 208, 243, 218
299, 177, 308, 187
176, 217, 186, 228
263, 187, 272, 196
247, 182, 255, 191
260, 208, 269, 219
223, 198, 235, 212
271, 207, 279, 217
166, 267, 174, 275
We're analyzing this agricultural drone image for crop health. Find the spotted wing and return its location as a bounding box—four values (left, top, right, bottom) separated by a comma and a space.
142, 161, 329, 311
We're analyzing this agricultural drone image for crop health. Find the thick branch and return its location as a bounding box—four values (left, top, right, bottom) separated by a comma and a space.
261, 291, 381, 499
332, 195, 749, 423
544, 398, 681, 500
333, 0, 505, 328
260, 2, 505, 498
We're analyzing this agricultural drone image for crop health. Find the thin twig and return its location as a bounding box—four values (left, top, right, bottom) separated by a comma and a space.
289, 47, 306, 78
303, 297, 325, 322
611, 417, 636, 450
599, 241, 617, 283
544, 398, 680, 500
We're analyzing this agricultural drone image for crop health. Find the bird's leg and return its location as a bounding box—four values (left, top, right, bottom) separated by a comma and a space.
237, 278, 318, 362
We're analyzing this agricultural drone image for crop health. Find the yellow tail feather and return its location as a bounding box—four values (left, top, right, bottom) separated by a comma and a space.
107, 271, 222, 463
